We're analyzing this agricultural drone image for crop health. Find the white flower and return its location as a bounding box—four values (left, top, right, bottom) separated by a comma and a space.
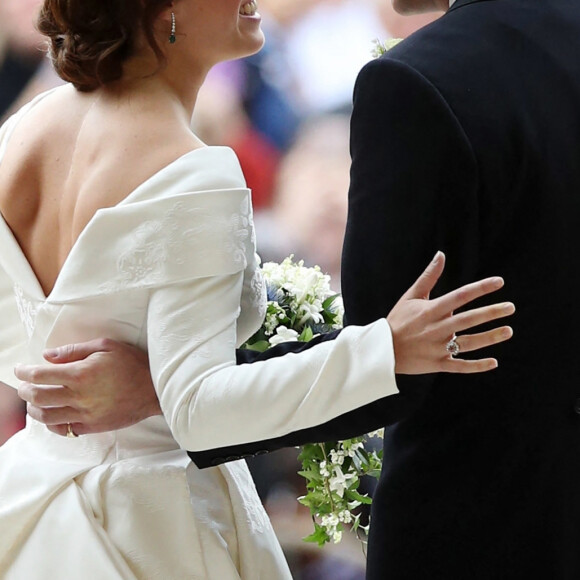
268, 326, 299, 346
329, 466, 356, 498
346, 441, 364, 457
329, 449, 345, 465
332, 531, 343, 544
297, 300, 324, 326
338, 510, 353, 524
321, 514, 339, 529
264, 306, 284, 335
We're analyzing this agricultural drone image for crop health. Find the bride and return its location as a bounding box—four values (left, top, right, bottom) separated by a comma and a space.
0, 0, 514, 578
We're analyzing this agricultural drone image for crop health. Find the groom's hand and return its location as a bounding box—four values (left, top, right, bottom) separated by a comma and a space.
15, 339, 161, 437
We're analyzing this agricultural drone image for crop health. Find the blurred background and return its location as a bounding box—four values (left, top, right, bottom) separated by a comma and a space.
0, 0, 442, 576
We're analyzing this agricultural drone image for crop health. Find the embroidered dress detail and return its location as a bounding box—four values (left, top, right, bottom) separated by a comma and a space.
13, 284, 38, 339
96, 192, 253, 296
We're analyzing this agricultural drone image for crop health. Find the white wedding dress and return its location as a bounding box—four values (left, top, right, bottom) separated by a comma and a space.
0, 91, 399, 579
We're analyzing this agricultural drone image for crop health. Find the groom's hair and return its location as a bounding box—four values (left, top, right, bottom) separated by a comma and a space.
38, 0, 169, 92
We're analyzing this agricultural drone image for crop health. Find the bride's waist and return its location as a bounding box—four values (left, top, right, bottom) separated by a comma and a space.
23, 415, 183, 462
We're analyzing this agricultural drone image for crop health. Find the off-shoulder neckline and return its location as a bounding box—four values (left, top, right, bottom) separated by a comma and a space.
0, 90, 242, 301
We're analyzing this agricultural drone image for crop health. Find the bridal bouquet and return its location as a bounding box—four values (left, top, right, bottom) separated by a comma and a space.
242, 256, 343, 352
242, 256, 383, 546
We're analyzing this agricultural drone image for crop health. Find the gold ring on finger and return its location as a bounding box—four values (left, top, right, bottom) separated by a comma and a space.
66, 423, 79, 439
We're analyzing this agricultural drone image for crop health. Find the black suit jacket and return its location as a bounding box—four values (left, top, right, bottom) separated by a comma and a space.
191, 1, 580, 577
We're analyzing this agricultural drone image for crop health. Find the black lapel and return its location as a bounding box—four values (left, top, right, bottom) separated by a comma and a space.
448, 0, 496, 13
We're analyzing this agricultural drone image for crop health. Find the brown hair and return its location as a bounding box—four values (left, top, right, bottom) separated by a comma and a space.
37, 0, 169, 92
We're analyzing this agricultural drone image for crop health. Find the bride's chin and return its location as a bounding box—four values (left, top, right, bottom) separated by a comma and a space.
212, 31, 265, 65
248, 28, 266, 49
237, 34, 266, 59
250, 36, 266, 56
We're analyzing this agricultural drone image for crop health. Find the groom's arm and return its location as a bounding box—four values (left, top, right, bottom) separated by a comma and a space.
188, 389, 413, 468
235, 330, 340, 365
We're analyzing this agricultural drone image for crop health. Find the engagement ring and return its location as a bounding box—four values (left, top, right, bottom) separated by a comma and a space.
445, 337, 460, 357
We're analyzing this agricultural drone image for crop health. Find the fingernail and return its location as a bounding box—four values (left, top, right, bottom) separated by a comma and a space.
503, 302, 515, 312
44, 349, 58, 359
433, 251, 444, 263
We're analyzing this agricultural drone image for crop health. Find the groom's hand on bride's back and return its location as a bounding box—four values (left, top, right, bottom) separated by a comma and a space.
15, 339, 160, 437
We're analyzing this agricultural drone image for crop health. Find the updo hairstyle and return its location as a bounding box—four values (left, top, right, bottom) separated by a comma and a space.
38, 0, 169, 92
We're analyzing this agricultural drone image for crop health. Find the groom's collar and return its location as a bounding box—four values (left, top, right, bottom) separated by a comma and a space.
448, 0, 495, 12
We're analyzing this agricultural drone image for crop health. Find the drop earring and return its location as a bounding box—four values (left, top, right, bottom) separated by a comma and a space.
169, 12, 176, 44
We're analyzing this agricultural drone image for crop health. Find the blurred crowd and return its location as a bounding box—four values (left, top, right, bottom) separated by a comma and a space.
0, 0, 441, 576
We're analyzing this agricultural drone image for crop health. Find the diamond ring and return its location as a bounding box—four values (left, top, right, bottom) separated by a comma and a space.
445, 337, 460, 357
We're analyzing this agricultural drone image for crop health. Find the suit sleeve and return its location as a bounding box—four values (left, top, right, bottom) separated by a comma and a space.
235, 330, 341, 365
189, 56, 480, 468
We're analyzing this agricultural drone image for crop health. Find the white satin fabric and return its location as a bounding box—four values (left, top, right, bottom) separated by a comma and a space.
0, 91, 398, 579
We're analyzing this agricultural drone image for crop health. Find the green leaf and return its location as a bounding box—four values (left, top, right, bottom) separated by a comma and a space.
297, 444, 325, 462
299, 326, 315, 342
241, 340, 270, 353
302, 523, 331, 546
346, 489, 373, 505
322, 294, 340, 309
366, 468, 382, 479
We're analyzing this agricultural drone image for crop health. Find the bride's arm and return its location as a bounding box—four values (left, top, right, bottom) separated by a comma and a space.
16, 252, 513, 444
146, 269, 399, 451
146, 250, 512, 451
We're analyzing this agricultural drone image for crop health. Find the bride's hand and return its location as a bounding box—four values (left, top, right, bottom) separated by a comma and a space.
387, 251, 515, 375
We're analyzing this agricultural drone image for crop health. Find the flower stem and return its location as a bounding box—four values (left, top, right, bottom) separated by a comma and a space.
319, 442, 336, 514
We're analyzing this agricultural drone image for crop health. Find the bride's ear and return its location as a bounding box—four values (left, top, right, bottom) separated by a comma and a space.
156, 1, 176, 25
158, 2, 174, 21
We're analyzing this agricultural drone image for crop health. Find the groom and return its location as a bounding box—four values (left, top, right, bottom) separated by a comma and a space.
17, 0, 580, 577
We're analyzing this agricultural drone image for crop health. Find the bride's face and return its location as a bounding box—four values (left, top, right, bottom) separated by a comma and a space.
176, 0, 265, 66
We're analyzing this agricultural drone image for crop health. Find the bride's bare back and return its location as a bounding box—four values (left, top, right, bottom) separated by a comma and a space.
0, 84, 202, 296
